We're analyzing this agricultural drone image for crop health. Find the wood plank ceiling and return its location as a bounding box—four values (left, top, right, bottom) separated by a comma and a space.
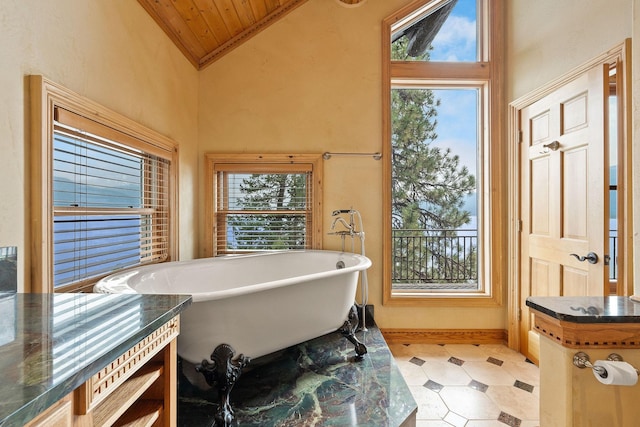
138, 0, 367, 69
138, 0, 311, 70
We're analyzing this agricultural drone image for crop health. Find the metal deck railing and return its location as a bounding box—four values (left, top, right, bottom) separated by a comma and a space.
392, 229, 619, 286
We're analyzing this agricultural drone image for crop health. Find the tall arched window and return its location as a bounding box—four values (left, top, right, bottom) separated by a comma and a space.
382, 0, 505, 306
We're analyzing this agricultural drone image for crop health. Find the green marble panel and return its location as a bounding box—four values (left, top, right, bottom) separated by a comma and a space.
178, 325, 417, 426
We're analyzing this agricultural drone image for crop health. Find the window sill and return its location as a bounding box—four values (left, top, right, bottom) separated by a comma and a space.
383, 289, 503, 307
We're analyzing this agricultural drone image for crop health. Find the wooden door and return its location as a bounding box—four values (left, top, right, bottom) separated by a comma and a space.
519, 64, 609, 363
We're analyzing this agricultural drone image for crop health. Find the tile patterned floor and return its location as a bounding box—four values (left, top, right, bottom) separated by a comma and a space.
388, 343, 540, 427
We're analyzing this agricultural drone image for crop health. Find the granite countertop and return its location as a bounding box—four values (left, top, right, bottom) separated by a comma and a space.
0, 292, 192, 427
526, 296, 640, 323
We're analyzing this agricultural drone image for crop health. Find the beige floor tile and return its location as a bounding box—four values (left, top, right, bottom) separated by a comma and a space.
439, 386, 502, 419
422, 360, 472, 386
404, 344, 452, 361
465, 421, 508, 427
395, 344, 540, 426
396, 360, 429, 385
415, 421, 453, 427
486, 385, 539, 421
502, 359, 540, 386
462, 360, 517, 386
443, 411, 467, 427
444, 344, 492, 361
409, 385, 449, 420
480, 344, 530, 363
388, 343, 414, 361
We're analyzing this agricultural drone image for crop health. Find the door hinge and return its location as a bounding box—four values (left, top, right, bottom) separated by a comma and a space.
517, 220, 523, 232
518, 130, 523, 143
518, 308, 522, 321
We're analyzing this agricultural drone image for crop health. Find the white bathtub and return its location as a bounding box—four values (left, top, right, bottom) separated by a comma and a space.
95, 250, 371, 364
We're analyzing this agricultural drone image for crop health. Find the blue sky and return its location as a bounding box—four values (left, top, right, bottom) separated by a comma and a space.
429, 0, 477, 62
430, 89, 478, 179
427, 0, 479, 180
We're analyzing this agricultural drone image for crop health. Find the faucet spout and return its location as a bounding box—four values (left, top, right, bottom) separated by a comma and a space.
330, 216, 353, 232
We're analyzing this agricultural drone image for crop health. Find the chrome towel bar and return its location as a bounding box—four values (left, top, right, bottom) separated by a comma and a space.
322, 152, 382, 160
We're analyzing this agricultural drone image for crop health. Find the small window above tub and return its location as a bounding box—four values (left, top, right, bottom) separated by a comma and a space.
205, 154, 323, 256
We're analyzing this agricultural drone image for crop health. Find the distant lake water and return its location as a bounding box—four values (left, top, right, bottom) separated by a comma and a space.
457, 217, 618, 233
457, 216, 477, 236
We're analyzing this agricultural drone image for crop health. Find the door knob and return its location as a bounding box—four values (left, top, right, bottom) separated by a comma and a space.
569, 252, 599, 264
543, 141, 560, 151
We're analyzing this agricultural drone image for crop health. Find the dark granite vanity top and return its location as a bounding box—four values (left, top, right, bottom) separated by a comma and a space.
0, 292, 192, 426
526, 296, 640, 323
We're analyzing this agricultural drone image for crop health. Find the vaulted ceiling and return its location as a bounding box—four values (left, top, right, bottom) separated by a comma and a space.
138, 0, 310, 70
138, 0, 367, 70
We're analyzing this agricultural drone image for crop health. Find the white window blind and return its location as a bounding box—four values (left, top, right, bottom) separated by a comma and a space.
214, 166, 313, 255
52, 107, 171, 290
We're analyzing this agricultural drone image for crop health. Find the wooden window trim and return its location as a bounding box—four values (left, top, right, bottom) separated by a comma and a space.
381, 0, 505, 307
390, 61, 491, 81
29, 75, 179, 293
54, 108, 175, 160
204, 153, 323, 258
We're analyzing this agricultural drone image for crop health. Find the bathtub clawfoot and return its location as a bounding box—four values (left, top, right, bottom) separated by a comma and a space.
339, 305, 368, 359
196, 344, 250, 427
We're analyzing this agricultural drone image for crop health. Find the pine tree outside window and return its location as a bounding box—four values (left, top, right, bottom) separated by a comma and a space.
205, 154, 322, 257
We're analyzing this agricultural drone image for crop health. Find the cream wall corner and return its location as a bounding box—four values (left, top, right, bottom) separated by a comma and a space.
507, 0, 632, 102
0, 0, 199, 291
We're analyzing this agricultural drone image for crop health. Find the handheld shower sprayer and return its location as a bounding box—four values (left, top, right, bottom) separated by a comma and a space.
328, 208, 369, 331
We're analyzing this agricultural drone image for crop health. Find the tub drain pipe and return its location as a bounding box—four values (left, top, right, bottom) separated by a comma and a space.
357, 217, 368, 332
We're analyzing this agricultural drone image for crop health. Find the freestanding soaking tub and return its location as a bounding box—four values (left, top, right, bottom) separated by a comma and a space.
95, 250, 371, 424
96, 249, 370, 362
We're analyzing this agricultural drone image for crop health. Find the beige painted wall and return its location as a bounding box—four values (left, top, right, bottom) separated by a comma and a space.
507, 0, 632, 102
0, 0, 199, 292
198, 0, 505, 330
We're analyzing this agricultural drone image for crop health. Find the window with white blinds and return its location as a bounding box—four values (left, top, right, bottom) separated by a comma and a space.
52, 123, 170, 289
205, 155, 322, 257
30, 76, 178, 292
